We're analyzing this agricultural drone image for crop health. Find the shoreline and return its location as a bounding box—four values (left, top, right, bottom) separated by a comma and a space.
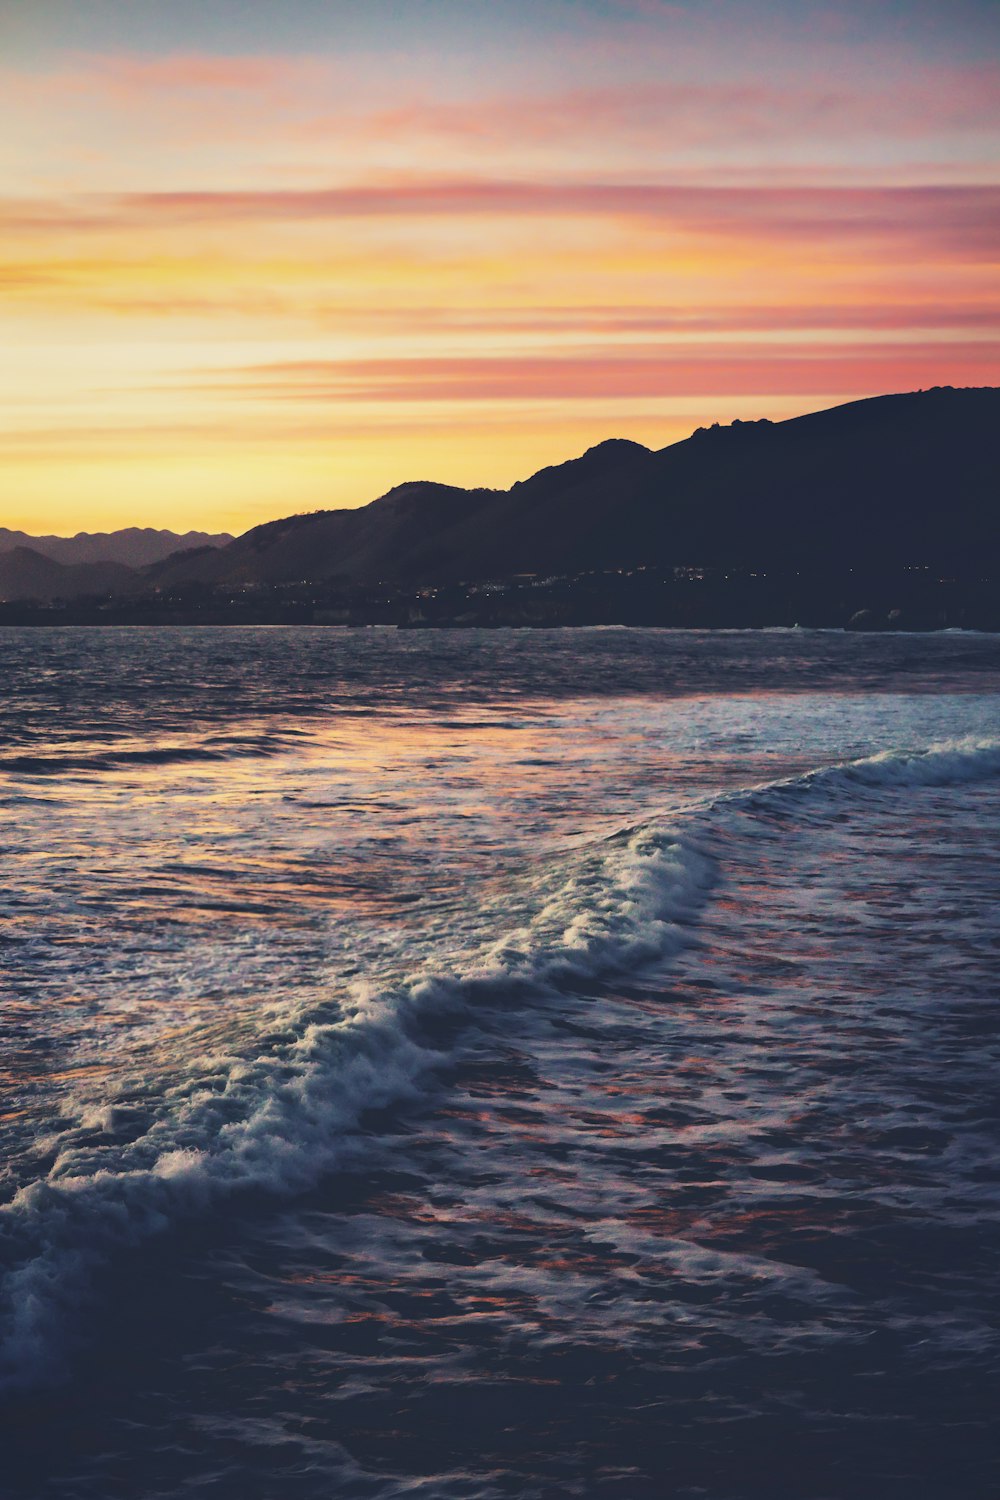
0, 618, 997, 633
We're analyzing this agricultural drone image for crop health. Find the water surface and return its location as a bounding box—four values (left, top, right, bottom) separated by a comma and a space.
1, 627, 998, 1498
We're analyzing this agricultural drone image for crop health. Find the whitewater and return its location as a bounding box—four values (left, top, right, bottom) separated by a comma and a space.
1, 626, 998, 1499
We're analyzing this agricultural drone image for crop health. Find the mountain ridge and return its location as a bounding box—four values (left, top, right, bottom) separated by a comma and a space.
149, 385, 999, 593
1, 388, 995, 611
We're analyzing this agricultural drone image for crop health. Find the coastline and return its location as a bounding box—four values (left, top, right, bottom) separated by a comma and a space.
1, 576, 996, 632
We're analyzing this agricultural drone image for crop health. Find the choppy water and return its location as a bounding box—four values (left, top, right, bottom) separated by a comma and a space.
1, 626, 998, 1499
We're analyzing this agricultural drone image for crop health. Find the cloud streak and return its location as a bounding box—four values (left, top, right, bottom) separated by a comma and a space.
4, 182, 997, 262
203, 342, 1000, 402
3, 12, 998, 532
358, 66, 1000, 149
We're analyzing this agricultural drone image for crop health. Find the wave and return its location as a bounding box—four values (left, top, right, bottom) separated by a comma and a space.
0, 734, 291, 777
738, 734, 1000, 805
1, 735, 997, 1392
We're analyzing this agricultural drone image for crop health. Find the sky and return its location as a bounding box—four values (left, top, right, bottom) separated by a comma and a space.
1, 0, 997, 536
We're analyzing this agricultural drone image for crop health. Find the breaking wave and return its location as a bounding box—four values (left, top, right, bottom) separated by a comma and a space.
1, 735, 997, 1392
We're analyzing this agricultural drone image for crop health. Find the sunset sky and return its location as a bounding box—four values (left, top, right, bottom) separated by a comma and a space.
2, 0, 998, 535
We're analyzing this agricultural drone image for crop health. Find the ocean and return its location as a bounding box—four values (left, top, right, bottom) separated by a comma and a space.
1, 626, 998, 1499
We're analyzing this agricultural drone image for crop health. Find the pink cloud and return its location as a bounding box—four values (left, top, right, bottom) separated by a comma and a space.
208, 342, 1000, 403
5, 50, 996, 154
93, 53, 308, 99
0, 52, 337, 146
1, 51, 320, 103
4, 181, 995, 259
517, 304, 1000, 334
355, 66, 1000, 150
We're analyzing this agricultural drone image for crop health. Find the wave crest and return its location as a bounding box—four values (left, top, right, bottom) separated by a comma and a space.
1, 734, 996, 1391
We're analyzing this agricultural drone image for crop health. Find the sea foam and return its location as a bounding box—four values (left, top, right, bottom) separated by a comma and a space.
1, 735, 997, 1391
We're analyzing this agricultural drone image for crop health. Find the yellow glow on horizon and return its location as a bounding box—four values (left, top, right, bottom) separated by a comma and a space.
4, 395, 841, 536
2, 34, 997, 535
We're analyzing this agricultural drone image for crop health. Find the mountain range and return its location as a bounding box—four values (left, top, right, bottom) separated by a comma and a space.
0, 528, 232, 604
0, 526, 233, 568
0, 388, 995, 608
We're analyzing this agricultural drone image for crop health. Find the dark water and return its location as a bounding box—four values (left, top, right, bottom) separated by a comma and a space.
1, 627, 998, 1498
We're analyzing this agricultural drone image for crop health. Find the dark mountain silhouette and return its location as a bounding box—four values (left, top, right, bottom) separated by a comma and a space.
4, 388, 994, 614
149, 388, 998, 593
0, 526, 232, 568
151, 482, 502, 589
0, 547, 141, 604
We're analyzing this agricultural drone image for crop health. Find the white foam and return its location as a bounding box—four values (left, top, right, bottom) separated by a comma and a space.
1, 734, 997, 1390
737, 735, 1000, 807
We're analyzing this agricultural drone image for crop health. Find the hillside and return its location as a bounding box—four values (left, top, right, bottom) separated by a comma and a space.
0, 548, 140, 604
151, 483, 501, 589
3, 388, 995, 619
150, 387, 999, 592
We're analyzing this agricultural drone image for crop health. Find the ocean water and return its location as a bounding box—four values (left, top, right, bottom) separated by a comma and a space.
1, 626, 998, 1499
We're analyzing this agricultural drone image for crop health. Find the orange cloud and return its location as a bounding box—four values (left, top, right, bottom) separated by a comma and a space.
2, 32, 996, 535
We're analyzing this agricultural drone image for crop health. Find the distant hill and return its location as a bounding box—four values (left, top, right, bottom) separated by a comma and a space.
0, 526, 233, 569
0, 547, 141, 604
151, 388, 998, 592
